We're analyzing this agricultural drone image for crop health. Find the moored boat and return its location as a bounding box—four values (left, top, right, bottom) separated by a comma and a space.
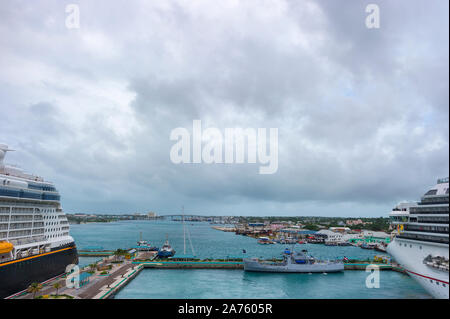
374, 243, 387, 252
257, 237, 274, 244
157, 235, 175, 258
136, 232, 159, 251
361, 243, 377, 250
244, 248, 344, 273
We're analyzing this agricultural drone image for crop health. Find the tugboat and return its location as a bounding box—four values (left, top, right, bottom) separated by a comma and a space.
136, 232, 158, 251
157, 235, 175, 258
244, 248, 344, 273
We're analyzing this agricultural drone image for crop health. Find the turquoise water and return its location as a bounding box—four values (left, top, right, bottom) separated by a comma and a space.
71, 220, 431, 299
72, 220, 380, 260
114, 269, 430, 299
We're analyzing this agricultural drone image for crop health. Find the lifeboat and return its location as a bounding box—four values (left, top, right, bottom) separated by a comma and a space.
0, 241, 13, 254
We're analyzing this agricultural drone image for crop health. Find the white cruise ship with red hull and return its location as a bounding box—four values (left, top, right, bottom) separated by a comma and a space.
387, 177, 449, 299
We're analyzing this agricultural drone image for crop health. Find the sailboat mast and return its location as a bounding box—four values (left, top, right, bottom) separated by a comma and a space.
182, 205, 186, 255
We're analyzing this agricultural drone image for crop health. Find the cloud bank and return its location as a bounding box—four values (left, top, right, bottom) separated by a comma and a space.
1, 0, 448, 216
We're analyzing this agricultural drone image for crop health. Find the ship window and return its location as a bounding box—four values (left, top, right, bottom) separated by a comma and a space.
436, 282, 439, 285
424, 189, 437, 196
430, 280, 433, 283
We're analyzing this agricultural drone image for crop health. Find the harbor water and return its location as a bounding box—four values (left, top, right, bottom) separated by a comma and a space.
71, 220, 431, 299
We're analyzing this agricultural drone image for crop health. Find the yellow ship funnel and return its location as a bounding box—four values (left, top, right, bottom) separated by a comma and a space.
0, 241, 13, 254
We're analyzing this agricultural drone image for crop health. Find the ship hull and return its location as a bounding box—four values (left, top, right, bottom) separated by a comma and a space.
0, 242, 78, 299
387, 238, 449, 299
157, 250, 175, 258
243, 259, 344, 273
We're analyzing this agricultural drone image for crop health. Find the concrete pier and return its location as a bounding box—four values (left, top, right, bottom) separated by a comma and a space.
91, 264, 144, 299
133, 260, 398, 271
78, 250, 115, 257
135, 261, 244, 269
343, 263, 392, 270
77, 263, 143, 299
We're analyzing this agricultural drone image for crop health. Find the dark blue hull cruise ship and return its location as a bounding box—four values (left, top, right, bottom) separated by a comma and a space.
0, 144, 78, 298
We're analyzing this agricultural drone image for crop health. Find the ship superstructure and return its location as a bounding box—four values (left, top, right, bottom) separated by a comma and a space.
0, 144, 78, 298
387, 178, 449, 299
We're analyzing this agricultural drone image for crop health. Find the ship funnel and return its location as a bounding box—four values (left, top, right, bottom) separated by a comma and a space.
0, 144, 15, 169
0, 144, 14, 152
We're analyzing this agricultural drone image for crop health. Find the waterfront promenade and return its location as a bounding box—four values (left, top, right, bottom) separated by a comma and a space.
13, 260, 142, 299
78, 263, 141, 299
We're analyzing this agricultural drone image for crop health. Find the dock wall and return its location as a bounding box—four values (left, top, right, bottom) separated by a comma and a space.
135, 261, 244, 269
133, 261, 399, 271
78, 251, 115, 257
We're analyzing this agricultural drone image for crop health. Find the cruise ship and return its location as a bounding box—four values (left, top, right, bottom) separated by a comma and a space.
387, 178, 449, 299
0, 144, 78, 298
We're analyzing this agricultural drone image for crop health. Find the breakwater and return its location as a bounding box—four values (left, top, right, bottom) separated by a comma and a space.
132, 260, 397, 271
78, 250, 115, 257
99, 264, 144, 299
134, 261, 244, 269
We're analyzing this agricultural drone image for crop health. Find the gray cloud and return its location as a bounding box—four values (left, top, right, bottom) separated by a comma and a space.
0, 0, 448, 216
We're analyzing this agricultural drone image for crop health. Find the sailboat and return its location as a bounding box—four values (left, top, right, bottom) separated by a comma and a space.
181, 205, 196, 258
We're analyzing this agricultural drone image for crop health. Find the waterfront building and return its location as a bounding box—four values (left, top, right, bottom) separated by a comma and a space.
277, 228, 316, 240
346, 219, 364, 226
147, 212, 157, 219
270, 224, 286, 231
329, 227, 351, 233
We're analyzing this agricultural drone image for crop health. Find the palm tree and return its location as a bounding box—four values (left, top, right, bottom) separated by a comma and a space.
89, 263, 97, 272
114, 249, 126, 262
53, 282, 63, 296
27, 282, 43, 299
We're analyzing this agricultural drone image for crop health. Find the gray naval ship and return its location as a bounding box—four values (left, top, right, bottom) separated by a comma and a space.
244, 248, 344, 273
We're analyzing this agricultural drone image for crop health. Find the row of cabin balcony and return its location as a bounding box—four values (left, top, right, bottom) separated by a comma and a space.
398, 232, 449, 244
0, 201, 57, 208
8, 235, 47, 246
0, 222, 44, 229
419, 196, 449, 205
404, 224, 449, 234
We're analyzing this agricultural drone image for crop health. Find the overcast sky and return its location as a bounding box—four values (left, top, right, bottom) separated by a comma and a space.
1, 0, 448, 217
